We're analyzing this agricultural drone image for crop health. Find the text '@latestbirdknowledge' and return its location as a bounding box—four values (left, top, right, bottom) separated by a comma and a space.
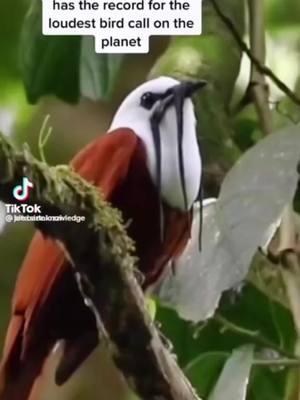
42, 0, 202, 53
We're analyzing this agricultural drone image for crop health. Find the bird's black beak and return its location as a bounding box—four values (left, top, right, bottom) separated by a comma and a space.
151, 80, 207, 123
178, 80, 208, 98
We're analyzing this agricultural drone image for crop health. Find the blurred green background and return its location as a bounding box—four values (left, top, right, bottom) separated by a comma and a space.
0, 0, 300, 399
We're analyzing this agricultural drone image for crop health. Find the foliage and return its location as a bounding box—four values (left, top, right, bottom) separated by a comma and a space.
20, 1, 123, 103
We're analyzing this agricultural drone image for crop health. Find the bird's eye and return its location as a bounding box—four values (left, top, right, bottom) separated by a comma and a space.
140, 92, 157, 110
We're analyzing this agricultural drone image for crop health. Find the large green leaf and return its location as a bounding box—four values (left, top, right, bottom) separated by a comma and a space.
185, 352, 227, 398
20, 1, 81, 103
158, 126, 300, 322
20, 1, 123, 103
0, 0, 26, 82
249, 367, 285, 400
80, 36, 123, 101
157, 283, 294, 399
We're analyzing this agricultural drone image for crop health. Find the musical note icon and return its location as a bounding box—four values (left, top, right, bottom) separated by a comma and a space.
13, 177, 34, 202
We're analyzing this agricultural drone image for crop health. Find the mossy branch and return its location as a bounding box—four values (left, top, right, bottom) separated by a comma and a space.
0, 133, 200, 400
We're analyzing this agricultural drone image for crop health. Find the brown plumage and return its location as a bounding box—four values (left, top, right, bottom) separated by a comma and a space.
0, 129, 191, 400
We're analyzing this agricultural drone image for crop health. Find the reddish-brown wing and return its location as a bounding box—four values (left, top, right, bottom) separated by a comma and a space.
1, 129, 139, 391
0, 126, 192, 400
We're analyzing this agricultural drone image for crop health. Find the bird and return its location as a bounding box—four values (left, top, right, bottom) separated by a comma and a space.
0, 76, 205, 400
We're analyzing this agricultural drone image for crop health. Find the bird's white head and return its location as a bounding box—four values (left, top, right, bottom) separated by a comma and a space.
110, 76, 206, 211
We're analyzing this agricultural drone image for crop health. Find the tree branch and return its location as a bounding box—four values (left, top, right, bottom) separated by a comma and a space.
210, 0, 300, 106
0, 134, 200, 400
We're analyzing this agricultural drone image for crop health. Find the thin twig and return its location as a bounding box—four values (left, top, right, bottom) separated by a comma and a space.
184, 351, 300, 372
253, 358, 300, 367
215, 314, 296, 359
38, 114, 52, 164
210, 0, 300, 106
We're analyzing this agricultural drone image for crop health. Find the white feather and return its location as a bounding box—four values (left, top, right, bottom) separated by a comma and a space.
109, 77, 202, 210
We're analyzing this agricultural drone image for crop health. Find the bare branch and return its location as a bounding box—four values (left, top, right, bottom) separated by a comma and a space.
210, 0, 300, 107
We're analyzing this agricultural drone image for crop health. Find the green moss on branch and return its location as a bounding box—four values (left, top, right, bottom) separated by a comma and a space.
0, 133, 200, 400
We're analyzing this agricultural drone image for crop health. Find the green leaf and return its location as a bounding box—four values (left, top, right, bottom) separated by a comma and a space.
20, 1, 81, 103
159, 126, 300, 323
20, 2, 123, 103
185, 352, 228, 398
0, 0, 26, 82
145, 296, 157, 320
80, 36, 123, 101
219, 284, 295, 353
209, 346, 254, 400
249, 367, 285, 400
